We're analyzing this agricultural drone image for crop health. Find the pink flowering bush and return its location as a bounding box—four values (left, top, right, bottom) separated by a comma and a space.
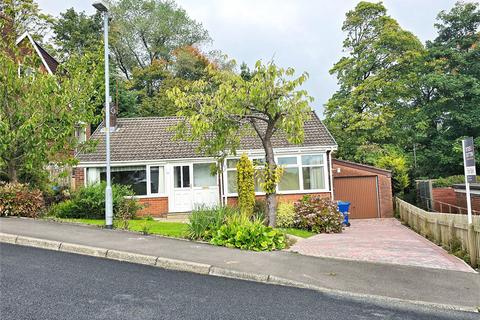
293, 195, 343, 234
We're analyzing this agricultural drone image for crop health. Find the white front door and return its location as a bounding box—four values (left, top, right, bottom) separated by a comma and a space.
170, 163, 219, 212
192, 163, 219, 209
172, 165, 193, 212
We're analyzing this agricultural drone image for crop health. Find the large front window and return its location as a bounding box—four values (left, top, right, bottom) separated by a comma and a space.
87, 165, 165, 196
101, 166, 147, 195
225, 153, 327, 195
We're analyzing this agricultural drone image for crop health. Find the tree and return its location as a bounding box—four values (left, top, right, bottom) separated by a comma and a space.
168, 60, 312, 226
324, 1, 425, 161
110, 0, 210, 79
415, 1, 480, 177
237, 154, 255, 216
0, 0, 53, 39
0, 41, 98, 185
51, 8, 102, 60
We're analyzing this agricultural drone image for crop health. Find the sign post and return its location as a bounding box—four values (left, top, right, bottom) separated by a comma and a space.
462, 137, 476, 225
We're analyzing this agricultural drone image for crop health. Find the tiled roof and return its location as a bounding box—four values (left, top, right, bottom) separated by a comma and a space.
77, 112, 337, 162
34, 40, 59, 74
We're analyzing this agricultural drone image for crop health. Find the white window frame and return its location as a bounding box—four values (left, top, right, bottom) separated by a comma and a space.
86, 164, 167, 198
146, 164, 167, 197
224, 152, 330, 196
192, 162, 218, 189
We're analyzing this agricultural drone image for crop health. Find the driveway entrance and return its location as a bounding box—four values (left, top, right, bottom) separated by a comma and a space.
289, 218, 475, 272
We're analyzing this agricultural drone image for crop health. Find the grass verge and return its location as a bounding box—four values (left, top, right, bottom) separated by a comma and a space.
279, 228, 315, 238
48, 218, 188, 238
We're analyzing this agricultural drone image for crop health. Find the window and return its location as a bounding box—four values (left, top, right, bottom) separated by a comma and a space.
100, 166, 147, 195
225, 153, 327, 194
226, 159, 238, 193
150, 166, 165, 194
278, 157, 300, 191
174, 165, 191, 188
252, 157, 265, 192
301, 155, 325, 190
193, 163, 216, 187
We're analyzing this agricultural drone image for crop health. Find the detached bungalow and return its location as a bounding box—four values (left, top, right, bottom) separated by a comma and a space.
74, 112, 337, 217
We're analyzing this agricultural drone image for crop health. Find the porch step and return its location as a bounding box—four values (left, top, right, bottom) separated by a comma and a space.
155, 212, 190, 223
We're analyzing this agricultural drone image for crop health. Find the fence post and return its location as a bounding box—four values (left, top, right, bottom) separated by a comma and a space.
467, 224, 477, 268
434, 218, 441, 244
448, 220, 455, 243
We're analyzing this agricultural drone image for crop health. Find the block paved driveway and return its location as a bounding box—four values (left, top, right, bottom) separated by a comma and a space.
289, 218, 475, 273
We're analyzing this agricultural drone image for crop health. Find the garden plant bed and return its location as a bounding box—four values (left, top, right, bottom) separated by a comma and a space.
45, 218, 312, 240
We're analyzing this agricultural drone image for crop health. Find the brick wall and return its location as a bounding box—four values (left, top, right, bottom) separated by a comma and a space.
73, 167, 84, 190
378, 174, 394, 218
138, 197, 169, 217
432, 188, 458, 213
455, 192, 480, 214
226, 192, 331, 206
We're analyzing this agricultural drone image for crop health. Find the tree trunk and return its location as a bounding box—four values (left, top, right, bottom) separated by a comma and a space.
264, 136, 277, 227
7, 160, 18, 183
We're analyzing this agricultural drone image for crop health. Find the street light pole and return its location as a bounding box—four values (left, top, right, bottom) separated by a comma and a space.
93, 1, 113, 229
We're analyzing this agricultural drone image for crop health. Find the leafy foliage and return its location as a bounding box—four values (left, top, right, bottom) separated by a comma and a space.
237, 154, 255, 216
210, 214, 286, 251
432, 175, 480, 188
49, 182, 139, 219
0, 182, 44, 217
186, 205, 237, 240
293, 196, 343, 234
168, 60, 313, 226
325, 1, 480, 183
110, 0, 210, 79
0, 38, 99, 185
276, 202, 295, 228
51, 8, 102, 60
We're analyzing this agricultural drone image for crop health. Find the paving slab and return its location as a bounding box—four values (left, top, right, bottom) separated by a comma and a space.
289, 218, 474, 272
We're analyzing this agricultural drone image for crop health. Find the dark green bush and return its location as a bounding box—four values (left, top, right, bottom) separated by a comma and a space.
210, 214, 286, 251
294, 195, 343, 234
49, 182, 139, 219
0, 182, 45, 218
187, 205, 238, 240
432, 175, 480, 188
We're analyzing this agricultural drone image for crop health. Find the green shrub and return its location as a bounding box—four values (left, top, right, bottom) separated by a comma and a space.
49, 182, 139, 219
210, 214, 286, 251
116, 196, 144, 230
0, 182, 45, 218
187, 205, 238, 240
253, 199, 267, 223
237, 154, 255, 216
432, 175, 480, 188
294, 195, 343, 234
276, 202, 295, 228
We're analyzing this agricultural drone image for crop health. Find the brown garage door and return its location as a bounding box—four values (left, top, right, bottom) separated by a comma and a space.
334, 176, 379, 219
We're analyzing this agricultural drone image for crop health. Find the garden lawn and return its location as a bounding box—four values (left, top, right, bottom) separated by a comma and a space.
51, 218, 188, 238
280, 228, 315, 238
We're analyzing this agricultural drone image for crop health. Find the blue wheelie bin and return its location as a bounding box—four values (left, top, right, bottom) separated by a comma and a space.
337, 201, 351, 227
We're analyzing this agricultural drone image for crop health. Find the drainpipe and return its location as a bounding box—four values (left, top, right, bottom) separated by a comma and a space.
328, 150, 334, 201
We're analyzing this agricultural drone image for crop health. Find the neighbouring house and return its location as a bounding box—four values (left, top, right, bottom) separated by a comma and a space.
15, 32, 60, 75
417, 180, 480, 215
332, 159, 393, 218
453, 183, 480, 214
74, 112, 338, 217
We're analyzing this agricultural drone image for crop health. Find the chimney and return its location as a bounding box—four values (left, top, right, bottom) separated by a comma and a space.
109, 102, 117, 130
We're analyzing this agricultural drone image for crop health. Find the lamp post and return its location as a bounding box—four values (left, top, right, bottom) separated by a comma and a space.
93, 0, 113, 229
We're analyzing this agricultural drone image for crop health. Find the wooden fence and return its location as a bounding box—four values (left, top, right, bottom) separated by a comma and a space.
396, 197, 479, 268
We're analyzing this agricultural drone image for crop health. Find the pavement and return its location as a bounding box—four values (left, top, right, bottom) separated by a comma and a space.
1, 217, 479, 312
289, 218, 474, 272
2, 243, 478, 320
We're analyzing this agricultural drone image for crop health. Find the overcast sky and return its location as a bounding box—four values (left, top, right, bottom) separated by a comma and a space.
36, 0, 459, 116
